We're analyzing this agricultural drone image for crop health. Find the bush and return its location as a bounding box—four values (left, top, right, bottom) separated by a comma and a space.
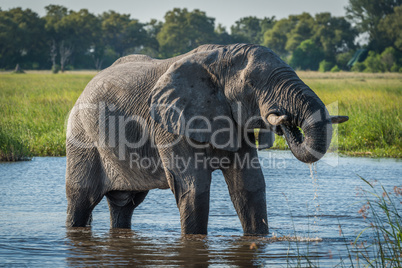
65, 65, 74, 71
51, 64, 60, 74
31, 62, 40, 70
349, 48, 402, 73
390, 63, 400, 72
13, 64, 25, 74
318, 60, 333, 72
381, 47, 397, 71
363, 51, 386, 73
330, 65, 340, 72
289, 39, 324, 71
336, 50, 355, 70
351, 62, 366, 72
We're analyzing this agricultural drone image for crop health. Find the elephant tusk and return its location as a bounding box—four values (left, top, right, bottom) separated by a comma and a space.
330, 116, 349, 124
267, 114, 289, 126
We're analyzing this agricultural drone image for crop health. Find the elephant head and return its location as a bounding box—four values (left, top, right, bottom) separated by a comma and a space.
149, 44, 348, 163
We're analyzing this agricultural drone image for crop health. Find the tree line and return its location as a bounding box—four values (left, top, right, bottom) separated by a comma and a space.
0, 0, 401, 72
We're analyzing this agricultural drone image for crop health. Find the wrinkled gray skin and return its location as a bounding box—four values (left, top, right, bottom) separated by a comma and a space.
66, 44, 348, 235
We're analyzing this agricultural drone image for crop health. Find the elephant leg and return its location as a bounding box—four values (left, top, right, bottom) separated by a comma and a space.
221, 151, 268, 235
164, 167, 212, 235
106, 191, 149, 229
66, 147, 105, 228
66, 190, 103, 227
156, 133, 213, 235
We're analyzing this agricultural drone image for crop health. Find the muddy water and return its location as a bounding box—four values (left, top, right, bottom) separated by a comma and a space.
0, 151, 400, 267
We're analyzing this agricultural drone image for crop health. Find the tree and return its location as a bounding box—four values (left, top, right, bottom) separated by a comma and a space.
101, 11, 148, 57
345, 0, 402, 51
285, 13, 315, 52
262, 13, 316, 58
44, 6, 102, 72
289, 39, 324, 70
363, 51, 386, 72
231, 16, 275, 44
44, 5, 68, 71
380, 47, 399, 71
0, 8, 47, 69
141, 19, 163, 58
215, 24, 234, 45
379, 5, 402, 51
313, 13, 357, 62
60, 9, 101, 70
157, 8, 216, 57
0, 9, 23, 69
336, 50, 356, 70
262, 18, 294, 57
262, 12, 357, 66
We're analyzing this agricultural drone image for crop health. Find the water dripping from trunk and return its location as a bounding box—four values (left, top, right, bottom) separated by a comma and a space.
309, 162, 320, 233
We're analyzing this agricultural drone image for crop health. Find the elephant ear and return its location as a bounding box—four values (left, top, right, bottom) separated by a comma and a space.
149, 52, 240, 151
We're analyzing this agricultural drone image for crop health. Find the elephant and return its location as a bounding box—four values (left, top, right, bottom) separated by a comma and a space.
65, 43, 348, 235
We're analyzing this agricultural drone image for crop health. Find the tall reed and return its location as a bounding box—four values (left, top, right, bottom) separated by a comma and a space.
352, 177, 401, 267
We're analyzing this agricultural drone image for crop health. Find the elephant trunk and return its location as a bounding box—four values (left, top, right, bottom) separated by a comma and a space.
280, 110, 332, 163
263, 68, 334, 164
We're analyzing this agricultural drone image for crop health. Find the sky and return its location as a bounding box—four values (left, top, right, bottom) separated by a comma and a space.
0, 0, 350, 30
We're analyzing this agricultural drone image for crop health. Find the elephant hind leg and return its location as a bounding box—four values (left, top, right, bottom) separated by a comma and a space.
66, 188, 104, 227
106, 190, 149, 229
66, 144, 105, 228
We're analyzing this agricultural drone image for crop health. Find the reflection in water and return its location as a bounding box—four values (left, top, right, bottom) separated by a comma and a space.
65, 228, 337, 267
65, 229, 265, 267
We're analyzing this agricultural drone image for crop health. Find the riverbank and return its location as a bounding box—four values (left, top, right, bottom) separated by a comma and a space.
273, 71, 401, 158
0, 71, 401, 161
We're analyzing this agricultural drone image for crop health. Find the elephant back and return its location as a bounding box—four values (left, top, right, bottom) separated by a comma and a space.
111, 54, 155, 67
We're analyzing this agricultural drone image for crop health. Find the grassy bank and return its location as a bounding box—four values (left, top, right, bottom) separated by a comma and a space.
272, 71, 401, 158
0, 71, 96, 160
0, 71, 401, 160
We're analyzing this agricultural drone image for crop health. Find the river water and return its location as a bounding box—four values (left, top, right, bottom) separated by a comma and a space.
0, 151, 400, 267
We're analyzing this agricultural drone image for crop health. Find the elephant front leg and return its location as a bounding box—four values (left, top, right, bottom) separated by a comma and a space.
164, 168, 212, 235
222, 153, 268, 235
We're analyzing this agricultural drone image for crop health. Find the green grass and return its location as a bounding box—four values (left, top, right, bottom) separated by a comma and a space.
0, 71, 401, 160
270, 71, 402, 158
0, 72, 95, 160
